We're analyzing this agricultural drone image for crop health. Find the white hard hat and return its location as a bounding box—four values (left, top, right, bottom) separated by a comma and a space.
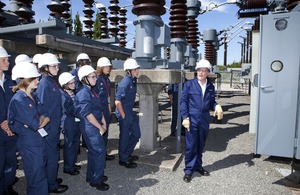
76, 53, 90, 62
97, 57, 112, 67
58, 72, 75, 87
32, 53, 42, 64
123, 58, 140, 71
195, 59, 211, 70
78, 65, 95, 81
0, 46, 10, 58
15, 54, 32, 65
12, 62, 40, 80
38, 53, 60, 68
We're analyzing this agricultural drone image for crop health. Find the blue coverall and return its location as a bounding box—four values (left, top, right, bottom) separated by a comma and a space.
8, 90, 48, 195
61, 90, 80, 172
115, 74, 141, 163
74, 85, 106, 185
35, 74, 62, 191
0, 74, 17, 194
95, 74, 111, 148
180, 78, 217, 175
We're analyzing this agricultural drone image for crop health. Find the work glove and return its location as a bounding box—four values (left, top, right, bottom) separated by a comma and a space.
214, 104, 223, 120
182, 118, 190, 131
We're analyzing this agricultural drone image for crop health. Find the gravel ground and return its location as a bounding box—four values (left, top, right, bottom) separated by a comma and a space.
13, 87, 296, 195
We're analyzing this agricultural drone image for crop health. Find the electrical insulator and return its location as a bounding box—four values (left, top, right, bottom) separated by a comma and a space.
47, 0, 65, 20
119, 6, 127, 47
108, 0, 120, 37
15, 0, 35, 24
169, 0, 187, 39
82, 0, 95, 38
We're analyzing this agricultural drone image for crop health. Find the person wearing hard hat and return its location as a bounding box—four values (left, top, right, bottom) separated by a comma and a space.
70, 53, 91, 93
70, 53, 91, 149
180, 59, 223, 183
36, 53, 69, 193
0, 46, 18, 195
74, 65, 109, 191
32, 53, 42, 70
58, 72, 81, 176
8, 62, 49, 194
95, 57, 115, 161
115, 58, 141, 169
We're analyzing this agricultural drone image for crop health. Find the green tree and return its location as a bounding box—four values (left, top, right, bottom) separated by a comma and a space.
93, 12, 102, 40
73, 12, 83, 37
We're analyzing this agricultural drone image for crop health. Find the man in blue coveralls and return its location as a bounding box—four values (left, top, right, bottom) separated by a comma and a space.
0, 46, 18, 195
115, 58, 141, 169
180, 59, 223, 183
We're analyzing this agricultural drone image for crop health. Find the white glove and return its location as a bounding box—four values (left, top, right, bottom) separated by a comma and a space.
214, 104, 223, 120
182, 118, 190, 131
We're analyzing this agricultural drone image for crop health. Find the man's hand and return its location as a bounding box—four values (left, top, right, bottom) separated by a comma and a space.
182, 118, 190, 131
214, 104, 223, 120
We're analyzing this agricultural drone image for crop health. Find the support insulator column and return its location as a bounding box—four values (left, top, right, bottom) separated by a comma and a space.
108, 0, 120, 38
82, 0, 95, 39
119, 6, 127, 47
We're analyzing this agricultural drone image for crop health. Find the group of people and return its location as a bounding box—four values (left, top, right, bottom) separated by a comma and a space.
0, 43, 224, 194
0, 46, 142, 194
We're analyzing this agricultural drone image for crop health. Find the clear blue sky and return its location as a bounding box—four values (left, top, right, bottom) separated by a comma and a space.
2, 0, 253, 65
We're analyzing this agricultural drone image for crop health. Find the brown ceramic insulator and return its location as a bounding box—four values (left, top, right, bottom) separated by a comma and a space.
15, 0, 34, 24
108, 0, 120, 36
243, 0, 267, 9
99, 7, 108, 39
119, 7, 127, 47
205, 42, 216, 65
187, 17, 199, 48
287, 0, 300, 11
169, 0, 187, 39
132, 0, 166, 16
47, 0, 65, 19
82, 0, 94, 38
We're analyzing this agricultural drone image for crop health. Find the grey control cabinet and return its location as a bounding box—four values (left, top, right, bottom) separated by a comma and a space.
255, 11, 300, 158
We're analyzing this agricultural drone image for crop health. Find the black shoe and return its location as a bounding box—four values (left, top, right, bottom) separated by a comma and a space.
183, 174, 192, 183
90, 182, 110, 191
129, 155, 139, 162
56, 178, 63, 184
106, 154, 115, 161
49, 185, 68, 193
86, 176, 108, 183
102, 175, 108, 182
195, 168, 210, 176
4, 186, 18, 195
63, 170, 80, 175
119, 160, 137, 168
74, 165, 81, 171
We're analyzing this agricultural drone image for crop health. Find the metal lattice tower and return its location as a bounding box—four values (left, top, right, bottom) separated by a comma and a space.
82, 0, 95, 38
119, 6, 127, 47
15, 0, 35, 24
169, 0, 187, 39
99, 6, 108, 39
108, 0, 120, 38
47, 0, 66, 20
